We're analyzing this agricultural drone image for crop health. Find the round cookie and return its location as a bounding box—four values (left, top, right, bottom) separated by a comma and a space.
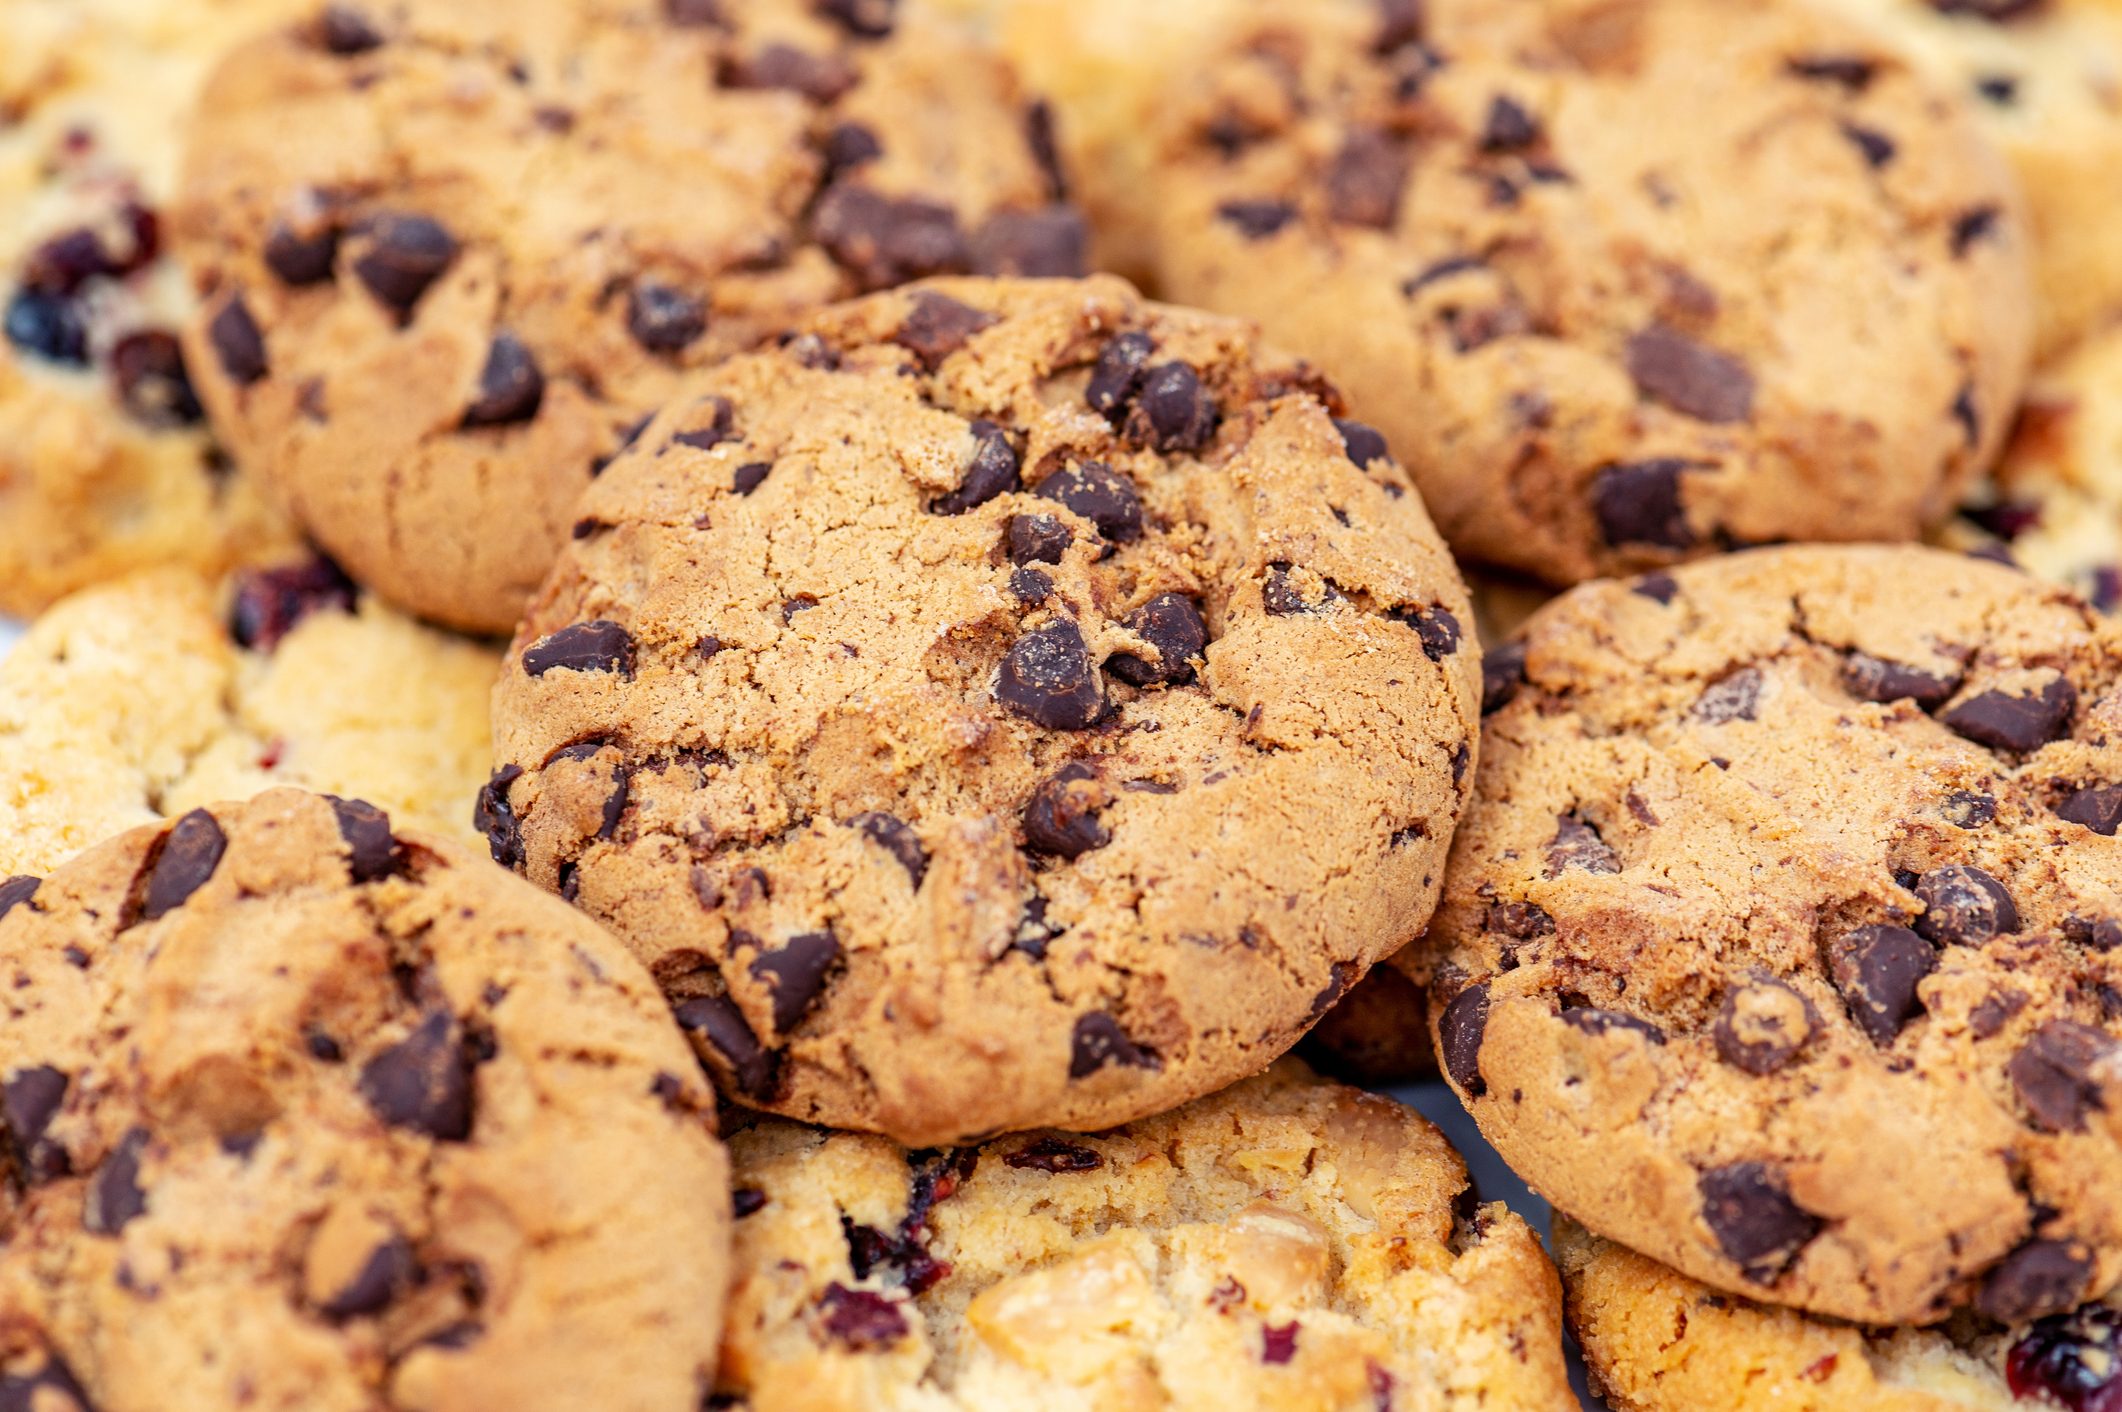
713, 1061, 1572, 1410
0, 0, 302, 618
174, 0, 1086, 633
1557, 1218, 2122, 1412
487, 274, 1481, 1145
1430, 544, 2122, 1326
0, 788, 731, 1411
1098, 0, 2034, 586
0, 557, 498, 877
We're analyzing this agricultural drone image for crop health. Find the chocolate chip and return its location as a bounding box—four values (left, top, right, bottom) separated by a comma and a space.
0, 1350, 90, 1412
1942, 678, 2076, 753
1546, 815, 1619, 876
522, 620, 636, 677
208, 295, 268, 384
1913, 866, 2019, 946
1333, 418, 1391, 469
1087, 332, 1154, 419
997, 621, 1106, 730
627, 282, 706, 352
851, 813, 926, 887
1785, 55, 1878, 89
1023, 762, 1109, 858
1262, 563, 1338, 617
1438, 982, 1491, 1098
1559, 1008, 1666, 1044
1487, 902, 1554, 943
317, 4, 384, 53
821, 122, 884, 179
264, 213, 340, 285
1626, 325, 1755, 424
1714, 978, 1819, 1075
1327, 128, 1409, 227
1482, 641, 1528, 715
0, 874, 38, 921
1108, 595, 1207, 687
732, 462, 771, 495
1828, 924, 1935, 1045
1217, 199, 1299, 239
328, 796, 401, 883
1481, 96, 1541, 152
1005, 1136, 1103, 1172
1032, 461, 1143, 544
319, 1235, 415, 1319
1592, 459, 1699, 549
84, 1126, 150, 1235
1980, 1240, 2093, 1325
1009, 567, 1051, 605
2010, 1021, 2116, 1132
732, 1186, 768, 1217
1694, 667, 1764, 724
352, 213, 458, 314
474, 765, 524, 868
929, 420, 1020, 516
812, 183, 968, 290
971, 207, 1089, 279
750, 932, 840, 1033
1068, 1012, 1157, 1077
2065, 916, 2122, 953
675, 994, 779, 1102
816, 0, 896, 38
4, 1064, 69, 1183
1374, 0, 1425, 52
3, 289, 88, 365
461, 331, 543, 427
672, 396, 736, 452
893, 291, 997, 369
722, 43, 856, 101
1940, 789, 1996, 829
140, 809, 227, 922
1841, 652, 1962, 707
110, 330, 202, 428
1007, 513, 1071, 565
2055, 783, 2122, 836
1133, 363, 1218, 452
817, 1284, 908, 1350
1952, 205, 2001, 257
1698, 1163, 1819, 1281
359, 1009, 474, 1140
1843, 123, 1896, 167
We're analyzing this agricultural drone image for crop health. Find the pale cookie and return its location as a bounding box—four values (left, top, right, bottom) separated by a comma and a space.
487, 275, 1480, 1145
1431, 545, 2122, 1325
713, 1061, 1572, 1411
0, 557, 497, 878
175, 0, 1085, 633
1558, 1218, 2122, 1412
0, 0, 301, 618
1057, 0, 2034, 586
0, 788, 731, 1412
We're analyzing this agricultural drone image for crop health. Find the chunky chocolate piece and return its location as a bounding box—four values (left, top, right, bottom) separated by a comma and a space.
1007, 513, 1071, 565
1437, 982, 1490, 1097
1913, 865, 2019, 946
675, 993, 779, 1102
329, 796, 402, 883
1626, 325, 1756, 424
1592, 459, 1698, 549
1086, 332, 1154, 419
474, 765, 525, 868
971, 208, 1089, 279
812, 184, 968, 291
523, 620, 636, 677
1482, 642, 1528, 715
929, 420, 1019, 515
1327, 127, 1410, 227
2009, 1021, 2116, 1133
461, 332, 544, 427
1023, 762, 1109, 858
996, 621, 1106, 730
1392, 604, 1462, 662
208, 295, 269, 384
317, 4, 385, 53
1982, 1239, 2093, 1325
111, 330, 203, 427
1004, 1135, 1103, 1172
264, 213, 341, 286
1068, 1012, 1157, 1077
1133, 363, 1218, 452
1841, 651, 1962, 707
1334, 418, 1392, 469
351, 212, 458, 314
1031, 462, 1143, 544
1695, 667, 1763, 724
1698, 1162, 1818, 1280
627, 281, 708, 352
750, 932, 841, 1033
1713, 977, 1818, 1075
1217, 199, 1299, 239
2056, 784, 2122, 836
1107, 595, 1207, 687
1827, 924, 1934, 1046
4, 289, 88, 365
892, 291, 997, 369
358, 1009, 475, 1140
0, 875, 38, 921
140, 809, 228, 922
1546, 815, 1619, 876
84, 1126, 151, 1235
3, 1064, 70, 1183
851, 813, 926, 888
1941, 677, 2076, 753
318, 1235, 415, 1319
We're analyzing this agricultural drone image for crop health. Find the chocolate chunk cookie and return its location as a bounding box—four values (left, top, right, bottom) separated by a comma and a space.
1430, 545, 2122, 1325
1050, 0, 2033, 585
0, 558, 497, 877
0, 0, 302, 617
175, 0, 1086, 633
1558, 1218, 2122, 1412
0, 789, 731, 1410
713, 1061, 1571, 1409
488, 275, 1480, 1144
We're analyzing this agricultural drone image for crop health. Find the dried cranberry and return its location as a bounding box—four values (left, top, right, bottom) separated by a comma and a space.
2007, 1305, 2122, 1412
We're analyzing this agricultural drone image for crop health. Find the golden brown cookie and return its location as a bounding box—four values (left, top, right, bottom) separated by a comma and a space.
174, 0, 1085, 632
714, 1061, 1572, 1410
1430, 545, 2122, 1326
0, 788, 731, 1411
487, 275, 1481, 1145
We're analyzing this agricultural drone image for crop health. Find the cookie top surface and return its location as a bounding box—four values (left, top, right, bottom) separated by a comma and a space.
0, 0, 302, 617
488, 274, 1480, 1145
0, 559, 497, 878
1127, 0, 2033, 587
1556, 1218, 2122, 1412
0, 788, 731, 1412
174, 0, 1084, 632
1431, 544, 2122, 1325
714, 1061, 1571, 1411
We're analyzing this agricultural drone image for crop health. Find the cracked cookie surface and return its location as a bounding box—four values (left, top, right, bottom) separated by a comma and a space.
174, 0, 1084, 632
0, 788, 731, 1412
714, 1060, 1571, 1411
487, 275, 1480, 1145
1078, 0, 2033, 586
1429, 544, 2122, 1326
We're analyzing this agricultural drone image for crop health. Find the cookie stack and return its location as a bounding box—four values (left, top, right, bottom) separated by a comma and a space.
1, 1, 2117, 1409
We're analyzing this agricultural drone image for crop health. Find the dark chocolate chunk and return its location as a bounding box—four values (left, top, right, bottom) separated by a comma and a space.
358, 1009, 475, 1140
2009, 1021, 2116, 1133
1022, 762, 1109, 858
1327, 127, 1410, 227
750, 932, 841, 1033
1592, 459, 1699, 549
1632, 572, 1680, 605
971, 207, 1089, 279
1626, 325, 1755, 423
318, 1235, 415, 1319
1913, 865, 2019, 946
1480, 95, 1541, 152
1695, 667, 1763, 723
996, 620, 1106, 730
1032, 461, 1143, 544
0, 1350, 91, 1412
851, 812, 927, 888
732, 462, 771, 495
0, 874, 38, 921
1698, 1163, 1819, 1281
1107, 595, 1207, 687
733, 1187, 769, 1218
1391, 604, 1462, 662
2055, 783, 2122, 836
1488, 901, 1554, 941
522, 620, 636, 677
1785, 55, 1878, 89
1007, 513, 1072, 565
208, 295, 269, 384
3, 289, 88, 365
265, 213, 341, 286
228, 555, 357, 650
1216, 199, 1299, 239
461, 331, 544, 427
1843, 123, 1897, 167
474, 765, 524, 869
675, 993, 780, 1102
1981, 1239, 2093, 1325
4, 1064, 69, 1183
1334, 418, 1392, 469
351, 213, 458, 314
1068, 1011, 1157, 1077
1714, 978, 1818, 1076
84, 1126, 151, 1235
1941, 677, 2076, 753
1559, 1008, 1666, 1044
1005, 1135, 1104, 1172
817, 1284, 909, 1350
816, 0, 896, 38
1482, 641, 1528, 715
328, 796, 401, 883
1952, 204, 2002, 257
1941, 789, 1997, 829
1841, 652, 1961, 707
929, 420, 1020, 515
111, 330, 203, 427
1930, 0, 2047, 20
1546, 814, 1619, 876
141, 809, 227, 922
1132, 362, 1218, 452
812, 183, 969, 290
627, 281, 707, 352
1009, 567, 1052, 605
1373, 0, 1425, 52
893, 291, 997, 369
317, 4, 384, 53
722, 43, 856, 102
1086, 331, 1153, 419
1828, 924, 1935, 1046
1437, 981, 1491, 1098
1262, 563, 1340, 617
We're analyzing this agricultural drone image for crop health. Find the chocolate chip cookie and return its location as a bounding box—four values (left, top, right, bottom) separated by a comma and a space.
1558, 1218, 2122, 1412
714, 1060, 1571, 1410
0, 788, 731, 1411
0, 0, 303, 618
487, 275, 1480, 1145
0, 557, 497, 877
174, 0, 1085, 633
1431, 544, 2122, 1325
1103, 0, 2034, 586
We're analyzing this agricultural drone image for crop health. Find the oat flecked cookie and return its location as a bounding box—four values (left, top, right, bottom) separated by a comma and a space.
487, 275, 1481, 1145
0, 788, 731, 1412
713, 1061, 1572, 1411
1558, 1219, 2122, 1412
1431, 545, 2122, 1326
0, 559, 497, 877
174, 0, 1085, 633
1051, 0, 2033, 587
0, 0, 301, 618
